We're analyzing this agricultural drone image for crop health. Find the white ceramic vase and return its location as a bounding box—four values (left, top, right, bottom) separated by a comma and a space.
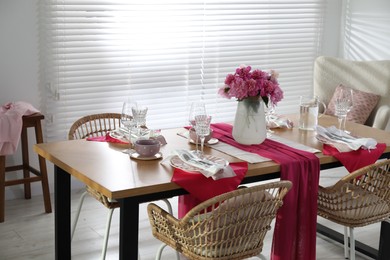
232, 97, 266, 145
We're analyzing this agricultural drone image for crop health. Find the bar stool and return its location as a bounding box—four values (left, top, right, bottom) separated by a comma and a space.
0, 113, 52, 222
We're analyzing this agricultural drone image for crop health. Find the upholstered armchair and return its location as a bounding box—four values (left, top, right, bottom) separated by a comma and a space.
313, 56, 390, 131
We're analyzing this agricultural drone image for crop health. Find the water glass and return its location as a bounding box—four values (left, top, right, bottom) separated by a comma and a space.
132, 106, 148, 128
194, 115, 212, 156
121, 100, 137, 145
188, 101, 206, 152
299, 96, 326, 131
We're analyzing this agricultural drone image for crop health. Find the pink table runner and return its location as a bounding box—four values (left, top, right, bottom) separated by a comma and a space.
211, 123, 320, 260
171, 162, 248, 218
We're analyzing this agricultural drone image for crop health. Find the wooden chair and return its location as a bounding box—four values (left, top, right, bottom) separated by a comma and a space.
68, 113, 177, 260
148, 180, 292, 260
317, 159, 390, 260
0, 113, 52, 222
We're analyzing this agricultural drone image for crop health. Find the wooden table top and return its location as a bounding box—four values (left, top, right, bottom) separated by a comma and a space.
34, 115, 390, 200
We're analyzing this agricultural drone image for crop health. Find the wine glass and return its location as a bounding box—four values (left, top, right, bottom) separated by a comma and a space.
188, 102, 206, 152
121, 100, 137, 146
265, 96, 275, 137
194, 114, 212, 157
334, 86, 353, 133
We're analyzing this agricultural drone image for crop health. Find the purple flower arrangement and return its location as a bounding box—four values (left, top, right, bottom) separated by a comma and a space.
218, 65, 284, 106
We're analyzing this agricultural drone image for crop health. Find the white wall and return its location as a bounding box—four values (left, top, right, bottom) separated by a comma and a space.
1, 0, 40, 106
0, 0, 387, 200
0, 0, 84, 199
0, 0, 57, 200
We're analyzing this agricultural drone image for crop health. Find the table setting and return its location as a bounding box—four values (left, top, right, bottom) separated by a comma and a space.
315, 125, 386, 173
85, 99, 170, 162
34, 107, 390, 260
156, 65, 321, 260
310, 84, 386, 173
120, 65, 322, 259
316, 125, 377, 152
163, 66, 386, 260
81, 66, 388, 260
153, 98, 250, 217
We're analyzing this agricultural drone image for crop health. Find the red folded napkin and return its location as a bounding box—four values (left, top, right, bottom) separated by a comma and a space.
211, 123, 320, 260
172, 161, 248, 218
86, 133, 128, 144
322, 143, 386, 173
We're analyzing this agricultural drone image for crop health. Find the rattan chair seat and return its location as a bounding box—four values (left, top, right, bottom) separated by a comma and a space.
318, 159, 390, 227
317, 159, 390, 260
148, 180, 292, 260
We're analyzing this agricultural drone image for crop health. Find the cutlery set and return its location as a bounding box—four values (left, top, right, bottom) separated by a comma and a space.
316, 125, 377, 151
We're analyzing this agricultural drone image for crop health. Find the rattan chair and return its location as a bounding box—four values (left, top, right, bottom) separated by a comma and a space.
317, 159, 390, 260
68, 113, 177, 260
148, 180, 292, 260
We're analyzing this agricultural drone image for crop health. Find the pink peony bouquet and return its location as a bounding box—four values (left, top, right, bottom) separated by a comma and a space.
218, 65, 283, 106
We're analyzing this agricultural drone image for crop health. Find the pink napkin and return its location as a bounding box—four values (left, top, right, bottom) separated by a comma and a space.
0, 102, 40, 155
211, 123, 320, 260
322, 143, 386, 173
172, 161, 248, 218
86, 133, 128, 144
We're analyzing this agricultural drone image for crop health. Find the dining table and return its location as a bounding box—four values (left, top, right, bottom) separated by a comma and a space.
33, 114, 390, 260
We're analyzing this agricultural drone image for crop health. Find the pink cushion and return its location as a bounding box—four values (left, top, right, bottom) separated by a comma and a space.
325, 84, 380, 124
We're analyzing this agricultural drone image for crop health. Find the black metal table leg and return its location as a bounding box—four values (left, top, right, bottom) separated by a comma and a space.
54, 166, 71, 260
119, 197, 139, 259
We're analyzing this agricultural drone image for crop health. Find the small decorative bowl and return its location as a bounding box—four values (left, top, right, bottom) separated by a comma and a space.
134, 139, 161, 157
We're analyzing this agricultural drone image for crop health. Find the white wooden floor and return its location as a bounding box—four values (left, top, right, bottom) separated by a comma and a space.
0, 168, 379, 260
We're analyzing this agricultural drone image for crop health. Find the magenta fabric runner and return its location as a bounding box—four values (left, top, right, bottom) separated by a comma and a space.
211, 123, 320, 260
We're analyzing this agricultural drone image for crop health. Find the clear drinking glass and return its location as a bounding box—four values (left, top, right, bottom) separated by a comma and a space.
132, 105, 148, 128
121, 100, 137, 146
265, 96, 275, 137
334, 86, 353, 133
194, 114, 212, 156
188, 102, 206, 152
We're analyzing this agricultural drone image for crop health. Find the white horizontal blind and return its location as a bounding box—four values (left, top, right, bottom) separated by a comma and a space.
343, 0, 390, 60
39, 0, 325, 141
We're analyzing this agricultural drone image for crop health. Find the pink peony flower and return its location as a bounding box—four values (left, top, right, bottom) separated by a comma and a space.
218, 65, 284, 106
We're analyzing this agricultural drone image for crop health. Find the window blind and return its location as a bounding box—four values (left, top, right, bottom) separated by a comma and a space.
39, 0, 325, 141
343, 0, 390, 60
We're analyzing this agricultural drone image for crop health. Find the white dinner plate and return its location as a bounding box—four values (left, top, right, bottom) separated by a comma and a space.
109, 130, 129, 144
170, 154, 228, 173
189, 138, 219, 145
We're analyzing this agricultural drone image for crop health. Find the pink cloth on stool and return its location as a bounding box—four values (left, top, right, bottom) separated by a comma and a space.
0, 102, 40, 155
